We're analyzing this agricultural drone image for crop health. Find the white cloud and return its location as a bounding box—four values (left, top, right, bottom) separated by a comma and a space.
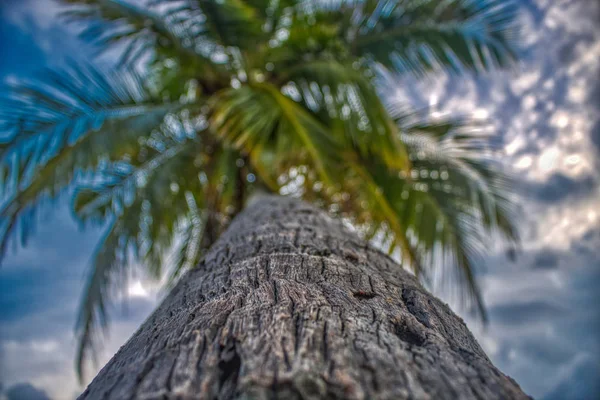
128, 280, 149, 298
0, 302, 157, 400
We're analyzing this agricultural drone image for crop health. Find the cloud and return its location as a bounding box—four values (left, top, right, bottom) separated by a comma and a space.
591, 119, 600, 153
532, 250, 561, 270
524, 173, 597, 203
5, 383, 52, 400
489, 300, 566, 326
0, 295, 156, 400
467, 229, 600, 398
542, 356, 600, 400
0, 207, 158, 400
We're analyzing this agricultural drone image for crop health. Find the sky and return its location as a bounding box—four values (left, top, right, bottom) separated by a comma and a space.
0, 0, 599, 399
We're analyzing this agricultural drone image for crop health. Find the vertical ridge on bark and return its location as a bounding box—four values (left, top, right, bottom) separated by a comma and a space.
79, 196, 529, 399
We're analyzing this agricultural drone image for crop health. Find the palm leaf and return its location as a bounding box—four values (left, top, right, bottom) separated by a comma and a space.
72, 123, 260, 379
282, 60, 410, 171
73, 134, 205, 380
60, 0, 229, 87
184, 0, 263, 48
165, 190, 204, 286
353, 0, 519, 75
351, 163, 423, 272
0, 62, 188, 264
209, 82, 342, 184
364, 114, 519, 319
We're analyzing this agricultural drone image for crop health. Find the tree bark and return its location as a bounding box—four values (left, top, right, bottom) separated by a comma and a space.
79, 196, 529, 400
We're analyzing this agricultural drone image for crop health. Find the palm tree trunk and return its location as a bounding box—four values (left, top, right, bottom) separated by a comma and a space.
79, 196, 529, 399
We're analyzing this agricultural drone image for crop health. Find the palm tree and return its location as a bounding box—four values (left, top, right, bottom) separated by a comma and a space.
0, 0, 519, 382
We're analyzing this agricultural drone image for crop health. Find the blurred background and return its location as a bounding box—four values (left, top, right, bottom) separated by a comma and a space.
0, 0, 598, 399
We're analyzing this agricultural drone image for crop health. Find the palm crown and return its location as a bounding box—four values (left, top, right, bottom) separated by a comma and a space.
0, 0, 519, 379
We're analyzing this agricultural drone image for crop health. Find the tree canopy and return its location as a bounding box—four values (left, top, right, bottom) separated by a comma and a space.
0, 0, 520, 380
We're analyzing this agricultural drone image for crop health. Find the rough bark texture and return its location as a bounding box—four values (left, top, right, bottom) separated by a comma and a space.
80, 196, 529, 400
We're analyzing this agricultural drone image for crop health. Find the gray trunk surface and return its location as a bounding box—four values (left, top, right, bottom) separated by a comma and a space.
80, 196, 529, 400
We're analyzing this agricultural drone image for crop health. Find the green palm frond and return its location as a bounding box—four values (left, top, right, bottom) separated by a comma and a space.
361, 114, 518, 320
74, 219, 126, 380
265, 13, 348, 65
350, 162, 423, 272
166, 190, 204, 286
281, 60, 409, 171
61, 0, 186, 63
60, 0, 229, 88
209, 82, 342, 184
72, 122, 259, 379
0, 62, 191, 263
182, 0, 263, 48
73, 131, 204, 378
352, 0, 519, 75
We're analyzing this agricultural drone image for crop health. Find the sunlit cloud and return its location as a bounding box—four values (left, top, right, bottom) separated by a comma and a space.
127, 281, 149, 298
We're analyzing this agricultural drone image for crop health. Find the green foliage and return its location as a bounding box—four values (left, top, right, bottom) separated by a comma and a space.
0, 0, 520, 380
